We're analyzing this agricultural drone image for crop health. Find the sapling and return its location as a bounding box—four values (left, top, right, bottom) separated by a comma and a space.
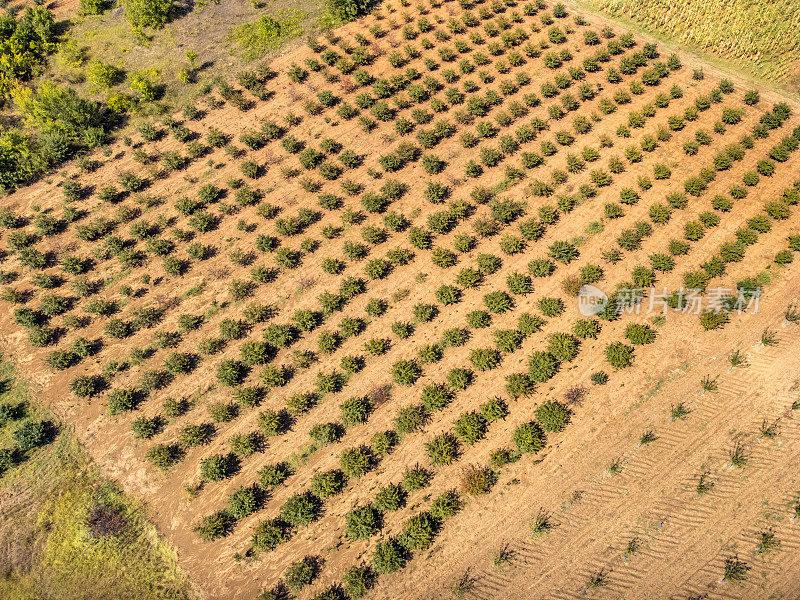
729, 442, 747, 468
761, 328, 778, 346
530, 508, 553, 536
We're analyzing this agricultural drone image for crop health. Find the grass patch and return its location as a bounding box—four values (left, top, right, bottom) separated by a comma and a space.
229, 10, 307, 60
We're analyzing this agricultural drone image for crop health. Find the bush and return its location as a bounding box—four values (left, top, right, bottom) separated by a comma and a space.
460, 465, 496, 495
178, 423, 215, 447
400, 511, 438, 551
12, 420, 52, 451
346, 505, 381, 540
70, 375, 104, 398
426, 433, 459, 465
535, 401, 570, 432
217, 360, 247, 386
107, 388, 137, 415
343, 565, 375, 599
208, 402, 238, 423
528, 351, 559, 382
605, 342, 634, 368
200, 453, 236, 482
309, 422, 342, 446
394, 405, 428, 436
392, 360, 422, 385
538, 297, 565, 317
340, 446, 373, 478
310, 470, 347, 499
549, 240, 579, 263
513, 421, 545, 453
402, 464, 433, 491
194, 512, 233, 541
470, 348, 502, 371
573, 319, 601, 339
625, 323, 657, 345
454, 412, 487, 444
372, 538, 407, 575
252, 518, 290, 551
228, 431, 261, 457
421, 384, 453, 412
483, 291, 514, 313
131, 416, 161, 439
146, 443, 184, 471
329, 0, 371, 22
413, 303, 438, 323
281, 492, 322, 527
545, 333, 578, 362
285, 556, 319, 592
258, 462, 290, 488
339, 396, 373, 426
374, 483, 406, 512
126, 0, 173, 28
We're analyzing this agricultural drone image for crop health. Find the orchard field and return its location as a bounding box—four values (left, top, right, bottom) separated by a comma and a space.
1, 0, 800, 599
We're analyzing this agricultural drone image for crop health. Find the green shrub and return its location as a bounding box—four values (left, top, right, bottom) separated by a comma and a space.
392, 360, 422, 385
107, 388, 137, 415
547, 333, 580, 362
470, 348, 502, 371
481, 397, 508, 422
285, 556, 319, 592
309, 422, 343, 446
420, 384, 452, 412
454, 411, 487, 444
70, 374, 104, 398
193, 512, 233, 541
178, 423, 215, 447
426, 433, 459, 465
131, 416, 162, 439
625, 323, 657, 345
258, 462, 290, 488
200, 453, 236, 482
505, 373, 535, 398
146, 443, 184, 471
208, 402, 238, 423
230, 432, 261, 456
402, 464, 433, 491
466, 310, 491, 328
372, 538, 407, 575
281, 492, 322, 527
217, 360, 247, 386
342, 565, 375, 599
340, 446, 374, 478
528, 351, 559, 382
310, 469, 347, 499
399, 511, 438, 551
605, 342, 634, 368
535, 401, 571, 432
374, 483, 406, 512
484, 291, 514, 313
538, 297, 565, 317
394, 405, 428, 436
252, 518, 289, 551
513, 421, 545, 453
413, 303, 438, 322
346, 504, 381, 540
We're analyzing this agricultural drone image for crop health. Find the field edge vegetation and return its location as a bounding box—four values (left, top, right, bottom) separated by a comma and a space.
0, 354, 193, 600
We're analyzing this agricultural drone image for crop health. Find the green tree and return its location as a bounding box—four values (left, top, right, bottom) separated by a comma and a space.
126, 0, 173, 28
329, 0, 372, 22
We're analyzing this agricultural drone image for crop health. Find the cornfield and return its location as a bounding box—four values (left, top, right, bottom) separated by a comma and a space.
587, 0, 800, 83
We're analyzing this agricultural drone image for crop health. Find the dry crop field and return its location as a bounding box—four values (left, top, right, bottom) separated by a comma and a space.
1, 0, 800, 598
